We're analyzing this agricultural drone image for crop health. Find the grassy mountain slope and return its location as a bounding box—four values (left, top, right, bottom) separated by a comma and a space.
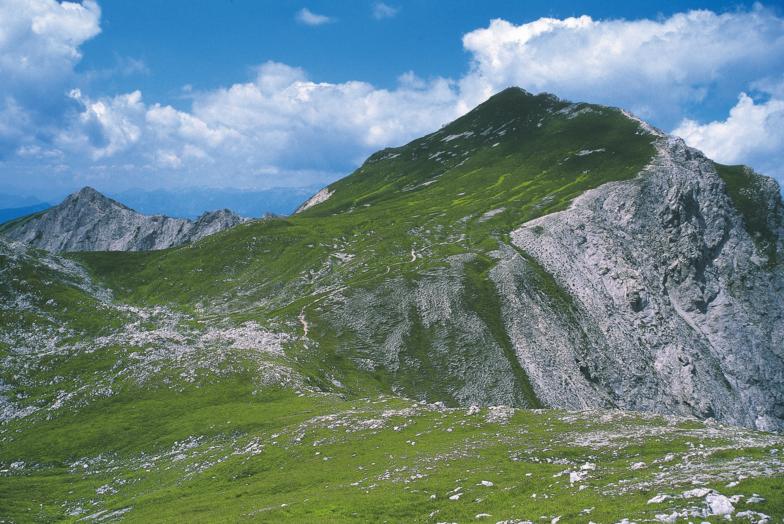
72, 88, 657, 407
2, 242, 782, 522
2, 89, 783, 522
713, 162, 783, 265
4, 393, 783, 522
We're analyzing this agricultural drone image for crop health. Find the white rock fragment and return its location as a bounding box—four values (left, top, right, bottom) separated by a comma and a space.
575, 148, 606, 156
442, 131, 474, 142
630, 462, 647, 470
479, 480, 494, 487
647, 494, 671, 504
683, 488, 713, 498
486, 406, 514, 424
705, 493, 734, 516
736, 510, 770, 523
295, 187, 334, 213
569, 471, 586, 484
96, 484, 116, 495
479, 208, 505, 223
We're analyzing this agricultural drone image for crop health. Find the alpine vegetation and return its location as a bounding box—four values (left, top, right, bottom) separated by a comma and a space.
1, 88, 782, 522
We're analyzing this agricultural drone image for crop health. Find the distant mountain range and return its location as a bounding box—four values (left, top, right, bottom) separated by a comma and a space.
0, 202, 51, 224
0, 193, 46, 209
109, 186, 323, 219
0, 185, 322, 224
0, 187, 248, 251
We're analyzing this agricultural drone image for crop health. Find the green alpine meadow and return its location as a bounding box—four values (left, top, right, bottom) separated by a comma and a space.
1, 86, 783, 522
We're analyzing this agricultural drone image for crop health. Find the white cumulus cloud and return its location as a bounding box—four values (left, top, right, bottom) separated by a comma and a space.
57, 88, 144, 160
459, 6, 784, 125
296, 8, 334, 26
15, 62, 459, 192
0, 0, 101, 156
674, 92, 784, 178
0, 0, 101, 82
3, 2, 784, 195
372, 2, 399, 20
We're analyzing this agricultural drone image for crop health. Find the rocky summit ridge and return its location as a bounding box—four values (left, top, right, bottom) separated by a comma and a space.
0, 186, 247, 251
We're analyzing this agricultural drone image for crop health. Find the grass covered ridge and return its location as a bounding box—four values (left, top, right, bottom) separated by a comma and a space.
714, 162, 782, 265
66, 89, 657, 407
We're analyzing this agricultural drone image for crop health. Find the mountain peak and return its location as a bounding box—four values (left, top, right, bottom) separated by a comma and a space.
2, 188, 246, 251
303, 87, 644, 216
460, 86, 564, 125
64, 186, 127, 211
488, 86, 535, 99
72, 186, 110, 201
76, 186, 101, 196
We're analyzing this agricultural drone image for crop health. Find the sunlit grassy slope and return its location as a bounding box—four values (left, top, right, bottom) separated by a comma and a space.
3, 392, 783, 523
71, 89, 658, 406
76, 89, 654, 303
2, 88, 782, 522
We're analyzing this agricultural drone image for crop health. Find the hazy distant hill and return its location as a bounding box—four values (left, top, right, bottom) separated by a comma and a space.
110, 185, 324, 219
0, 193, 45, 209
0, 202, 50, 224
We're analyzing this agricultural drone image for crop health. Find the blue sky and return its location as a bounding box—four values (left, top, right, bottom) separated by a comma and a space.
1, 0, 783, 202
80, 0, 758, 111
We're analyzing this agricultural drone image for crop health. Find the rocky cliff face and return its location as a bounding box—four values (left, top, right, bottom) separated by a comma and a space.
299, 104, 784, 430
271, 91, 784, 431
0, 187, 247, 252
295, 187, 334, 213
506, 137, 784, 431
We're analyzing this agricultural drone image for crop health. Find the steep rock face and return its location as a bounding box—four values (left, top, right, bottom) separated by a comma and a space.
295, 187, 334, 213
272, 90, 784, 430
321, 255, 540, 408
0, 187, 247, 252
507, 137, 784, 431
187, 209, 248, 243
